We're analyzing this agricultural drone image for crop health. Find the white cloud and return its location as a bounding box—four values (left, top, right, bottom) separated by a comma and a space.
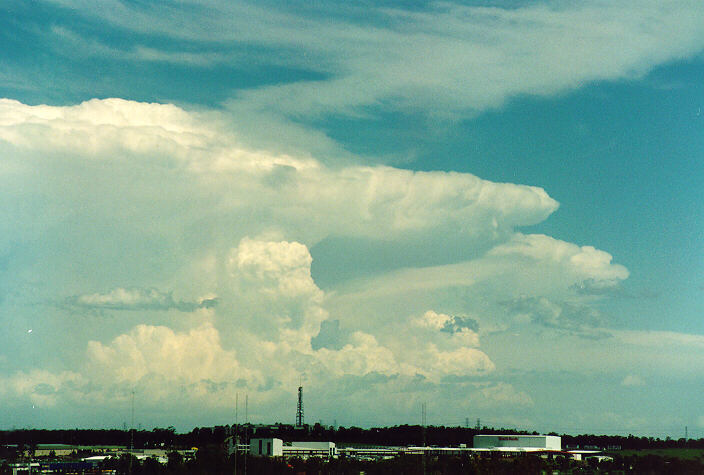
314, 332, 409, 378
0, 97, 642, 425
0, 370, 83, 407
427, 345, 495, 377
225, 239, 495, 383
68, 287, 216, 312
489, 233, 629, 282
0, 99, 557, 249
225, 237, 328, 359
1, 0, 701, 430
232, 0, 704, 119
39, 1, 704, 119
232, 238, 320, 300
86, 322, 250, 389
0, 236, 500, 410
328, 233, 629, 329
616, 330, 704, 349
412, 311, 481, 347
621, 375, 645, 387
477, 382, 534, 407
2, 323, 255, 409
413, 310, 452, 330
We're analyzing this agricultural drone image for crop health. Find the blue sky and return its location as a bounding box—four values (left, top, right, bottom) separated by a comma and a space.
0, 0, 702, 437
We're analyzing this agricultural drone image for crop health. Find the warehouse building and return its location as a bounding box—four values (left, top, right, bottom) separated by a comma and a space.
249, 438, 337, 458
473, 435, 561, 451
284, 441, 337, 458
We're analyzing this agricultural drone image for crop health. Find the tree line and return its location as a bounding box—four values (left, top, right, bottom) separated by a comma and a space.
4, 450, 704, 474
1, 424, 703, 450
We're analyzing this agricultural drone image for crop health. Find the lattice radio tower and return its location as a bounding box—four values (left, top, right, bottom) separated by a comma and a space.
296, 386, 304, 426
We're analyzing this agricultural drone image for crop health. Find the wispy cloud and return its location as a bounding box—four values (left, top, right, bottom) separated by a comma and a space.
34, 0, 704, 119
66, 288, 217, 312
49, 25, 246, 68
571, 278, 660, 299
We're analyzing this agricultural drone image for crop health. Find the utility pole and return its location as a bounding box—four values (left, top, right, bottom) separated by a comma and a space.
421, 402, 427, 475
129, 390, 135, 475
234, 393, 238, 475
244, 394, 248, 475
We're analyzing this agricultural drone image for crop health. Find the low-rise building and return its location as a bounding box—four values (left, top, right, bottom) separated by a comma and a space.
249, 438, 337, 459
473, 435, 561, 451
250, 438, 283, 457
284, 441, 337, 458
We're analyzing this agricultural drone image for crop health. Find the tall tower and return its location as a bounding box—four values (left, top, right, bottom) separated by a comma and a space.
296, 386, 304, 427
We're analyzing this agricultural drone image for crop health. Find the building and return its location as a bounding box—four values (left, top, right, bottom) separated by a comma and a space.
473, 435, 561, 451
30, 444, 126, 457
249, 438, 337, 459
32, 444, 76, 457
284, 441, 337, 458
250, 438, 283, 457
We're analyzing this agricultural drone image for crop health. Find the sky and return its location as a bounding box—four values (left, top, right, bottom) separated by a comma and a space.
0, 0, 702, 438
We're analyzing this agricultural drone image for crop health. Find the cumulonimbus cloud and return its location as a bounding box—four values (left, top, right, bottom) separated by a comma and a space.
0, 97, 638, 423
0, 98, 558, 248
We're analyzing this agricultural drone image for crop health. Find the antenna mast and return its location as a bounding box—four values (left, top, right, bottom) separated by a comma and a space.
296, 386, 304, 427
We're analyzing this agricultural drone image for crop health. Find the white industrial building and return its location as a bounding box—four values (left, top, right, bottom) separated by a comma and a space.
249, 438, 337, 458
473, 435, 561, 451
284, 441, 337, 458
247, 434, 573, 460
250, 438, 283, 457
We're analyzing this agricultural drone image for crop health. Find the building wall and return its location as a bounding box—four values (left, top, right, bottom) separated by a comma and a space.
473, 435, 561, 450
34, 449, 74, 457
289, 442, 335, 450
249, 438, 283, 456
289, 441, 337, 457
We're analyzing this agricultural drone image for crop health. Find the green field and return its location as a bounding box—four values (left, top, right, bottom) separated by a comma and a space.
607, 448, 704, 460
